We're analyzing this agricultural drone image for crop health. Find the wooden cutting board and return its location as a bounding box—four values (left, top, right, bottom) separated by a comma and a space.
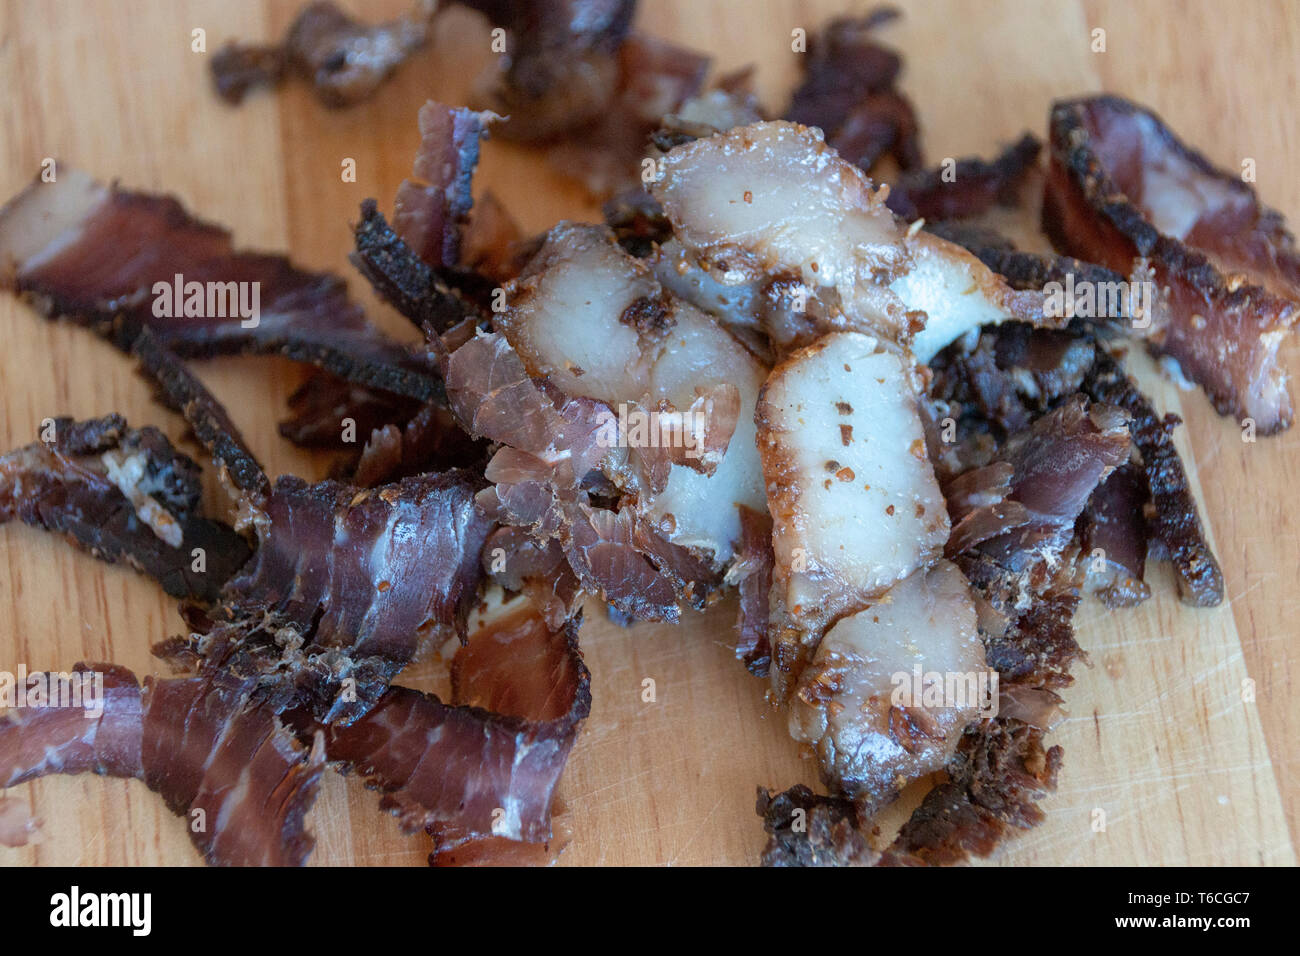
1, 0, 1296, 866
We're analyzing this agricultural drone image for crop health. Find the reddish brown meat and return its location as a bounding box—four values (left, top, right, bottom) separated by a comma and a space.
0, 415, 250, 602
1045, 95, 1300, 432
0, 663, 324, 866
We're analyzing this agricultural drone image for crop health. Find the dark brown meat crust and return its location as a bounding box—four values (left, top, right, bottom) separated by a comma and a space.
350, 199, 482, 336
878, 719, 1062, 866
1045, 95, 1299, 432
0, 415, 250, 602
929, 220, 1130, 303
757, 784, 878, 867
930, 324, 1222, 608
211, 0, 432, 107
1082, 347, 1224, 606
886, 134, 1041, 222
133, 330, 271, 503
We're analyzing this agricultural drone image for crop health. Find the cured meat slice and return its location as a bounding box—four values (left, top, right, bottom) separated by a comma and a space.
789, 560, 991, 808
0, 663, 324, 866
1045, 95, 1300, 432
784, 10, 921, 172
0, 169, 441, 402
497, 223, 764, 563
1082, 347, 1224, 606
461, 0, 636, 141
393, 102, 498, 269
0, 415, 250, 602
310, 609, 590, 854
651, 122, 1047, 359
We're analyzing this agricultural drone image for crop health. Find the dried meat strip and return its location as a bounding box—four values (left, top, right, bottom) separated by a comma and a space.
0, 663, 324, 866
784, 9, 922, 173
0, 415, 250, 602
393, 102, 498, 269
0, 169, 442, 403
1045, 95, 1300, 432
1082, 347, 1224, 606
351, 199, 482, 336
303, 610, 590, 853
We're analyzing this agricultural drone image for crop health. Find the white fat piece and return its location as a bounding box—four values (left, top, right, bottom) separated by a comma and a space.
498, 223, 766, 564
653, 122, 1035, 359
789, 559, 991, 803
757, 331, 949, 625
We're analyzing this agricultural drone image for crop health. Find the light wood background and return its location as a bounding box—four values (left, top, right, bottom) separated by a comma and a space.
0, 0, 1296, 866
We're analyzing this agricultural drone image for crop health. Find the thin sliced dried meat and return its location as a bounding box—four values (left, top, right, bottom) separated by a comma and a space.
784, 10, 921, 173
0, 414, 249, 602
1045, 95, 1300, 432
0, 662, 324, 866
1082, 346, 1223, 606
134, 329, 271, 506
0, 169, 441, 402
203, 470, 492, 723
312, 610, 590, 850
393, 102, 497, 269
1078, 462, 1152, 607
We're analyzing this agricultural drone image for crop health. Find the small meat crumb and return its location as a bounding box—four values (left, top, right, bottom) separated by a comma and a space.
839, 423, 853, 446
886, 504, 895, 516
835, 467, 855, 482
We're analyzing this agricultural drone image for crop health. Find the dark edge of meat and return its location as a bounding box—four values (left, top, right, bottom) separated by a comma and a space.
133, 329, 271, 503
1044, 95, 1299, 432
1082, 346, 1224, 606
0, 414, 250, 602
877, 719, 1062, 866
757, 784, 877, 866
351, 199, 481, 337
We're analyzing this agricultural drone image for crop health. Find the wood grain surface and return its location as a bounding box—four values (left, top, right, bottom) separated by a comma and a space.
0, 0, 1296, 866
